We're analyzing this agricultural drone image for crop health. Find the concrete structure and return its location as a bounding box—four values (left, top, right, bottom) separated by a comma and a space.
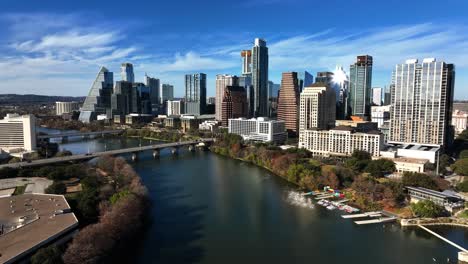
167, 100, 184, 116
389, 58, 455, 148
215, 74, 238, 120
241, 50, 252, 75
55, 102, 79, 116
371, 105, 391, 128
125, 114, 153, 125
185, 73, 207, 115
382, 143, 439, 163
199, 120, 220, 132
0, 114, 36, 153
372, 87, 383, 106
335, 120, 378, 132
299, 126, 383, 157
181, 115, 215, 133
299, 84, 336, 132
164, 116, 181, 128
221, 86, 248, 127
121, 62, 134, 83
79, 67, 113, 123
452, 110, 468, 135
277, 72, 300, 135
145, 74, 160, 106
393, 157, 427, 173
0, 194, 78, 264
228, 117, 286, 144
160, 84, 174, 104
407, 186, 464, 213
251, 38, 269, 117
349, 55, 373, 119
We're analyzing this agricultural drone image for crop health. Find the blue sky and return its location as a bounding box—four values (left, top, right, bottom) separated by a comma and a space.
0, 0, 467, 99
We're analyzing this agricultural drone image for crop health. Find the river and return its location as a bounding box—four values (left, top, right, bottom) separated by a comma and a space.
48, 132, 468, 263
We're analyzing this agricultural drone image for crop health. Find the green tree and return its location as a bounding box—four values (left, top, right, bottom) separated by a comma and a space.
457, 178, 468, 192
31, 245, 63, 264
410, 200, 445, 218
401, 172, 438, 190
364, 159, 396, 177
45, 182, 67, 194
460, 150, 468, 159
351, 150, 372, 161
452, 158, 468, 176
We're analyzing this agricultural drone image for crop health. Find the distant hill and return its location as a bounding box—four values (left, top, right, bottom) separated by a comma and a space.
0, 94, 85, 105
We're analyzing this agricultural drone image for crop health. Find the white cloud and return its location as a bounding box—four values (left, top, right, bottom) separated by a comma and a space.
148, 51, 237, 72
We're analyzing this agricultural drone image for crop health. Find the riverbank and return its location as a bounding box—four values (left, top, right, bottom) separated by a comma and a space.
401, 217, 468, 227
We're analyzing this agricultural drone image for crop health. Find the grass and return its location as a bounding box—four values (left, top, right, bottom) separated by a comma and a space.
13, 185, 26, 195
459, 210, 468, 219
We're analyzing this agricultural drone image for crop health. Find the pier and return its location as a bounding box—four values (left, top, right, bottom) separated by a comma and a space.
341, 211, 382, 219
355, 217, 396, 225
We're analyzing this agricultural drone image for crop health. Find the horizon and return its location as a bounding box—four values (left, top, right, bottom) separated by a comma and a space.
0, 0, 467, 99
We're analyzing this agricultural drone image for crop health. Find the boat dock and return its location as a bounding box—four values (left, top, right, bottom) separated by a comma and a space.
314, 194, 334, 200
355, 217, 397, 225
341, 211, 397, 225
341, 211, 381, 219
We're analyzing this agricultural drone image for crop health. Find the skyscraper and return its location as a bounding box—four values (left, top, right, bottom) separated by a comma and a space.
299, 84, 336, 131
277, 72, 300, 135
333, 66, 350, 119
389, 58, 455, 148
241, 50, 252, 75
298, 71, 314, 93
221, 86, 248, 127
349, 55, 373, 119
251, 38, 269, 117
79, 67, 114, 123
238, 75, 254, 117
111, 81, 133, 117
185, 73, 207, 115
145, 74, 160, 106
372, 87, 383, 106
160, 84, 174, 104
215, 74, 238, 120
315, 71, 334, 86
121, 63, 135, 83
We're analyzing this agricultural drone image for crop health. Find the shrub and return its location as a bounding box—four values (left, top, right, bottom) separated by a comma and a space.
410, 200, 445, 218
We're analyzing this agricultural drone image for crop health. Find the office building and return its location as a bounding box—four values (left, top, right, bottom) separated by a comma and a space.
215, 74, 238, 120
241, 50, 252, 75
160, 84, 174, 104
239, 75, 254, 117
221, 86, 248, 127
315, 71, 334, 86
145, 75, 160, 106
56, 101, 79, 116
349, 55, 373, 119
79, 67, 113, 123
384, 87, 391, 105
167, 100, 184, 116
371, 105, 391, 128
207, 97, 216, 105
251, 38, 269, 117
185, 73, 207, 116
333, 66, 350, 119
277, 72, 300, 135
389, 58, 455, 147
452, 110, 468, 135
372, 87, 383, 106
228, 117, 286, 144
0, 114, 36, 152
297, 71, 314, 93
299, 84, 336, 132
121, 62, 135, 83
134, 82, 152, 115
111, 81, 134, 117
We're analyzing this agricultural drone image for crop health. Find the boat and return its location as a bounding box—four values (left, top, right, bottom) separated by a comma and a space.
326, 205, 336, 210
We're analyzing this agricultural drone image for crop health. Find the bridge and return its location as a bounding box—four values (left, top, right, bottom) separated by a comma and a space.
37, 130, 124, 140
0, 138, 215, 169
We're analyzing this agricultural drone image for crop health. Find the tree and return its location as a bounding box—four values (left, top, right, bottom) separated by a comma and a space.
460, 150, 468, 159
46, 182, 67, 194
351, 150, 372, 161
401, 172, 438, 190
410, 200, 445, 218
31, 245, 63, 264
365, 159, 395, 177
457, 178, 468, 192
452, 158, 468, 176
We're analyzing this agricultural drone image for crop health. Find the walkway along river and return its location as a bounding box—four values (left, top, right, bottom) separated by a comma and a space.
52, 134, 468, 264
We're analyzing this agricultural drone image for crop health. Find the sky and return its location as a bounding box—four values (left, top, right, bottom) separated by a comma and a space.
0, 0, 467, 99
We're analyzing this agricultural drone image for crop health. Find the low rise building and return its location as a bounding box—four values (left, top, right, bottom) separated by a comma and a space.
0, 114, 36, 153
335, 120, 378, 132
393, 157, 427, 173
164, 116, 181, 128
452, 110, 467, 136
181, 115, 215, 133
167, 100, 184, 116
383, 143, 439, 163
228, 117, 287, 144
406, 186, 464, 213
125, 114, 154, 125
56, 101, 79, 116
199, 120, 220, 132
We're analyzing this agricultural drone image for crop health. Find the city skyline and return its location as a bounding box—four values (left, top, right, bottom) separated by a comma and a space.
0, 1, 467, 99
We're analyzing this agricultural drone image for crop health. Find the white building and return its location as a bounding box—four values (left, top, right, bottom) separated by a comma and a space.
167, 100, 184, 116
56, 101, 79, 116
299, 85, 336, 131
371, 105, 391, 128
452, 110, 467, 135
228, 117, 286, 143
372, 87, 383, 106
299, 127, 383, 157
0, 114, 36, 152
160, 84, 174, 104
199, 120, 220, 132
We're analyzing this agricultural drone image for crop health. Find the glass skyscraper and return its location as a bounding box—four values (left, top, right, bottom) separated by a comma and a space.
251, 38, 269, 117
185, 73, 207, 116
349, 55, 373, 119
121, 63, 135, 83
79, 67, 113, 123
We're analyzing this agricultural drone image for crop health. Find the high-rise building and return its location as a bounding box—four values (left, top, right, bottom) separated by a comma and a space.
134, 83, 152, 115
185, 73, 207, 115
0, 114, 36, 152
145, 75, 160, 106
79, 67, 113, 123
315, 71, 334, 86
389, 58, 455, 147
215, 74, 238, 120
277, 72, 300, 135
121, 63, 135, 83
160, 84, 174, 104
221, 86, 248, 127
299, 84, 336, 132
56, 102, 79, 116
251, 38, 269, 117
241, 50, 252, 75
372, 87, 383, 106
384, 86, 392, 105
111, 81, 134, 117
349, 55, 373, 119
268, 81, 280, 117
298, 71, 314, 93
207, 97, 216, 105
239, 75, 254, 117
167, 100, 184, 116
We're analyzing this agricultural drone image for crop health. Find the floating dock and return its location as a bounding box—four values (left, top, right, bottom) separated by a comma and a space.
355, 217, 396, 225
314, 194, 334, 200
341, 211, 381, 219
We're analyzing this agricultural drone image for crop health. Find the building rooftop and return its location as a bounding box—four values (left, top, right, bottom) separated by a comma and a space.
0, 194, 78, 263
393, 157, 429, 164
406, 186, 463, 201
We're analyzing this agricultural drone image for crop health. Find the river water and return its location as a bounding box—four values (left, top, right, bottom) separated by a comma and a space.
48, 133, 468, 264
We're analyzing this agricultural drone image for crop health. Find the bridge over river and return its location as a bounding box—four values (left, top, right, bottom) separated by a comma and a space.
0, 138, 215, 169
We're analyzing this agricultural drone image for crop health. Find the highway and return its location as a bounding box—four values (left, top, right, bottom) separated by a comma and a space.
37, 129, 124, 139
0, 138, 215, 169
